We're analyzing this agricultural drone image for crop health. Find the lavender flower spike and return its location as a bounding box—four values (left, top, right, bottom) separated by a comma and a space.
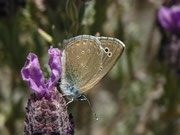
21, 46, 74, 135
158, 5, 180, 35
47, 46, 62, 90
21, 53, 46, 94
21, 46, 62, 96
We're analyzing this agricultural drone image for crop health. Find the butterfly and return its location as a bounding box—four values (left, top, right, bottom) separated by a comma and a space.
60, 35, 125, 103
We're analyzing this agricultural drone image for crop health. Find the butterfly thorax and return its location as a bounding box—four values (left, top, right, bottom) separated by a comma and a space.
60, 81, 82, 100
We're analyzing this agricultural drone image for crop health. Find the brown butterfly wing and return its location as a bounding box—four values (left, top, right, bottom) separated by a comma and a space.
60, 35, 103, 93
79, 37, 125, 93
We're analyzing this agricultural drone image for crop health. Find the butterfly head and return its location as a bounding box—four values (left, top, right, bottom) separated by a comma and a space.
64, 91, 85, 102
76, 94, 87, 101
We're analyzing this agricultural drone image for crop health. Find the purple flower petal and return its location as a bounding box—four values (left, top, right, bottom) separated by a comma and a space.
47, 46, 62, 90
158, 5, 180, 35
158, 6, 175, 33
21, 53, 46, 94
171, 6, 180, 32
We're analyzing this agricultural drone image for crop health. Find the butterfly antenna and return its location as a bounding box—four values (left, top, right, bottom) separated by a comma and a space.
82, 95, 99, 121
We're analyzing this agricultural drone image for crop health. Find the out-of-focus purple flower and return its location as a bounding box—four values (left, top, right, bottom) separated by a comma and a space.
21, 46, 74, 135
158, 6, 180, 35
21, 46, 61, 97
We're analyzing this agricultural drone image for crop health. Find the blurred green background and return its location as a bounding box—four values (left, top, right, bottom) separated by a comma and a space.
0, 0, 179, 135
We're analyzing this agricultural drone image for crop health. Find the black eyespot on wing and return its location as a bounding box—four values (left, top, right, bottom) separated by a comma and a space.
104, 47, 109, 53
108, 52, 112, 57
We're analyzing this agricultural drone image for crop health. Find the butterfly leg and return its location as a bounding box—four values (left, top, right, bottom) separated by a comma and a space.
62, 93, 74, 105
66, 97, 74, 106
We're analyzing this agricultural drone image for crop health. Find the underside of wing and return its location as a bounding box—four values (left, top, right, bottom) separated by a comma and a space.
79, 37, 125, 93
60, 35, 103, 94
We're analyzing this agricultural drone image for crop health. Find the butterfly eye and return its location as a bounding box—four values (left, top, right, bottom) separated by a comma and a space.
104, 47, 109, 53
108, 52, 112, 57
